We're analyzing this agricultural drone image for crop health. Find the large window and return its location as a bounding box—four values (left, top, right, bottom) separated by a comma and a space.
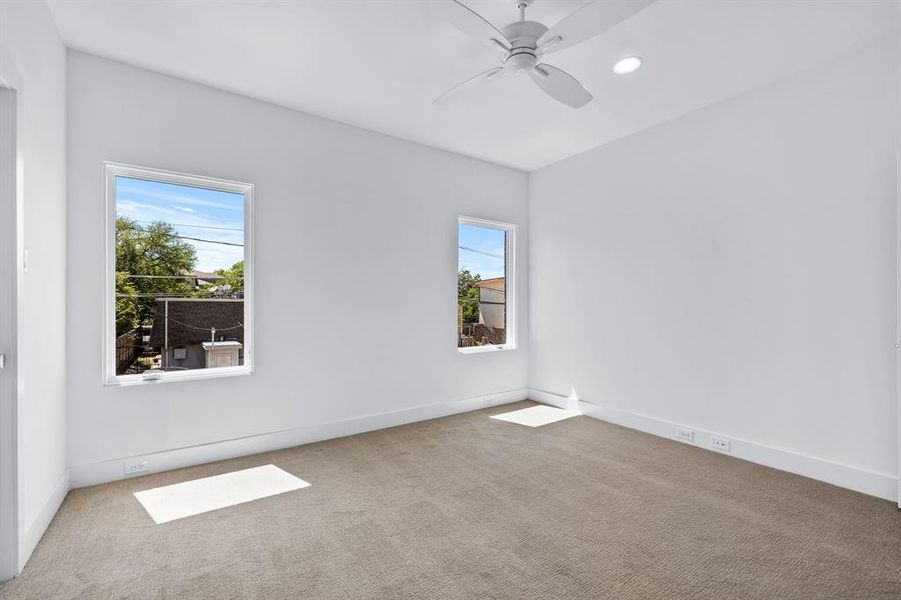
103, 163, 253, 385
458, 216, 516, 352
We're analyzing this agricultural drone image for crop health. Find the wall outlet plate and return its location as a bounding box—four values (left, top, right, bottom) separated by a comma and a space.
676, 428, 694, 442
124, 458, 149, 476
711, 436, 731, 452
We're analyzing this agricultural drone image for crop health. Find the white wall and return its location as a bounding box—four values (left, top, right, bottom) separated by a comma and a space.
530, 38, 901, 497
66, 52, 529, 477
0, 0, 69, 570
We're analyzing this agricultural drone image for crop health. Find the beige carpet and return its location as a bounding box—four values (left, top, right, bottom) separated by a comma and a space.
1, 401, 900, 599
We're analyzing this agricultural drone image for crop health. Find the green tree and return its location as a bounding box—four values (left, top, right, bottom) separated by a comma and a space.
115, 272, 140, 335
458, 269, 481, 323
215, 260, 244, 293
116, 217, 197, 325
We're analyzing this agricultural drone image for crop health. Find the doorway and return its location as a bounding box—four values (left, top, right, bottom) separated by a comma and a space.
0, 85, 20, 581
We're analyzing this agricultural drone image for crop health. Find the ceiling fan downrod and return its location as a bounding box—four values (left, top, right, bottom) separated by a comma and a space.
515, 0, 531, 22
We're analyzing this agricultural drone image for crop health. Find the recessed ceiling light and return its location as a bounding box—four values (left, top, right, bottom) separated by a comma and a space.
613, 56, 643, 75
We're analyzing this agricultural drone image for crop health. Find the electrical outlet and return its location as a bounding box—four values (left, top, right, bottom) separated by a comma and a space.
124, 458, 149, 476
676, 428, 694, 442
711, 436, 731, 452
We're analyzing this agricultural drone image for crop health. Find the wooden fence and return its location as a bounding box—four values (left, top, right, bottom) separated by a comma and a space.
115, 327, 142, 375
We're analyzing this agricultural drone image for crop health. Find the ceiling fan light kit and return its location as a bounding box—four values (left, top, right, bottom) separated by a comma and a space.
436, 0, 653, 108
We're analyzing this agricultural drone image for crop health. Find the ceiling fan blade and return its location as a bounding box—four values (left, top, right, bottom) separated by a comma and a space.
537, 0, 655, 54
434, 66, 507, 106
529, 64, 593, 108
442, 0, 511, 52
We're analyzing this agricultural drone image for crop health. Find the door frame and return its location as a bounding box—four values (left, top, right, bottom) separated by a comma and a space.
0, 49, 23, 581
897, 147, 901, 510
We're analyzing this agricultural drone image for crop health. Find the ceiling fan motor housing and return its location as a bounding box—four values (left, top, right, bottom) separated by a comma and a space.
436, 0, 614, 108
501, 20, 547, 72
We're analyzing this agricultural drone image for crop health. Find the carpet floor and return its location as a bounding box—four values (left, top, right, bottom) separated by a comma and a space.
1, 401, 900, 599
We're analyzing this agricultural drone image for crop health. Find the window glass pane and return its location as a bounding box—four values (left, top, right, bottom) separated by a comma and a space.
458, 222, 506, 348
114, 175, 246, 375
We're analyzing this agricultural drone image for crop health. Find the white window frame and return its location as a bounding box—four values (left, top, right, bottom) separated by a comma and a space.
102, 162, 254, 386
457, 216, 517, 354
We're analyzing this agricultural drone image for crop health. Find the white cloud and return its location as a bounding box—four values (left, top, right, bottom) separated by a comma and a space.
116, 198, 244, 272
116, 198, 242, 232
192, 243, 243, 272
117, 182, 243, 211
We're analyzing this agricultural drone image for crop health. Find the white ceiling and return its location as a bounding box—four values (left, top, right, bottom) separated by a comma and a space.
47, 0, 897, 171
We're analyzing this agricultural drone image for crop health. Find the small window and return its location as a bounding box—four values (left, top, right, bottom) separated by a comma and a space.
458, 216, 516, 352
103, 163, 253, 385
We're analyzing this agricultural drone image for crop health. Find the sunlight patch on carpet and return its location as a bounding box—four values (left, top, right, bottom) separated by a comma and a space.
134, 464, 310, 524
490, 405, 580, 427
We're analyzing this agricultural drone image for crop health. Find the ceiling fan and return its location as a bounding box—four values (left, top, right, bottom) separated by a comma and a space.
435, 0, 653, 108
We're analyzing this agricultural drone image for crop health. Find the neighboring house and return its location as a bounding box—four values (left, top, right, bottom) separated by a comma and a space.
183, 270, 225, 290
475, 277, 505, 331
148, 298, 244, 370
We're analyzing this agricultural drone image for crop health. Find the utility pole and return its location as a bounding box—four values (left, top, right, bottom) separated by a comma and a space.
163, 299, 169, 371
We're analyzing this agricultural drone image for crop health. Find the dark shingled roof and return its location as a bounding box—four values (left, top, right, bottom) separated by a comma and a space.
149, 299, 244, 348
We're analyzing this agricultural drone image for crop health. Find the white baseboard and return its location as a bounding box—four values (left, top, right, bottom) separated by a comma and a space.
70, 388, 528, 489
529, 388, 899, 503
19, 469, 69, 573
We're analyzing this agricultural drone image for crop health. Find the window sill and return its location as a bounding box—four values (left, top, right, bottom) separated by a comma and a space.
104, 365, 252, 387
458, 344, 516, 355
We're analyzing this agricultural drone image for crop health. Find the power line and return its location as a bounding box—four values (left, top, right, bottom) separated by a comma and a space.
116, 293, 243, 298
123, 274, 243, 280
165, 315, 244, 332
120, 222, 243, 246
134, 220, 243, 232
124, 275, 195, 280
458, 246, 504, 260
116, 290, 244, 300
117, 293, 200, 298
173, 235, 244, 247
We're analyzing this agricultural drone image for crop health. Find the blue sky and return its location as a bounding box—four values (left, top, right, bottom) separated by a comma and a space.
459, 223, 505, 280
116, 176, 244, 272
